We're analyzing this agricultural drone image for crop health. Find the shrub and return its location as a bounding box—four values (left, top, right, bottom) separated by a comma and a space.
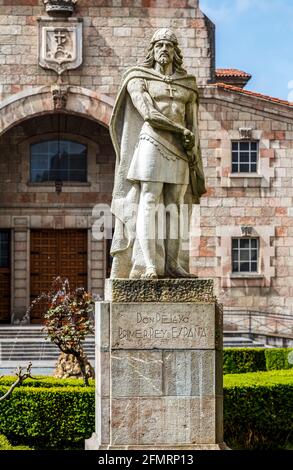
224, 370, 293, 449
0, 384, 94, 449
0, 377, 94, 388
265, 348, 293, 371
223, 348, 293, 374
0, 434, 31, 450
224, 368, 293, 386
223, 348, 266, 374
0, 434, 13, 449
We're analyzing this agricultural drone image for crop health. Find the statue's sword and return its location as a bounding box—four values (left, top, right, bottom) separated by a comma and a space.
185, 148, 199, 203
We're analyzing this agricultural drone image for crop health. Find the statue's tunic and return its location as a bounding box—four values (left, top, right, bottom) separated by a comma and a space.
127, 121, 189, 185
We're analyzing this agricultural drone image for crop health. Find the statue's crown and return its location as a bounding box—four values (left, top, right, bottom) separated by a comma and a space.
43, 0, 77, 17
150, 28, 178, 46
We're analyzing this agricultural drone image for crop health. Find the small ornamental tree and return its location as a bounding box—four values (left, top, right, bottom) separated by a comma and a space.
28, 277, 95, 386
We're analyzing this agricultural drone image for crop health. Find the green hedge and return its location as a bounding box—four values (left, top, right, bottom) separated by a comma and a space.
224, 370, 293, 449
223, 348, 293, 374
265, 348, 293, 371
0, 385, 95, 449
0, 370, 293, 450
0, 377, 94, 388
223, 348, 266, 374
0, 434, 31, 450
224, 368, 293, 387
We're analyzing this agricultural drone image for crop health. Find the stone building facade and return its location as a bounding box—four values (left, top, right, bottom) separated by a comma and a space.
0, 0, 293, 325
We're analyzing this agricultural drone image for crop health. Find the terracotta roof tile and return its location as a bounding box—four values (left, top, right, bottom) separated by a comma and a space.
215, 68, 252, 78
216, 82, 293, 108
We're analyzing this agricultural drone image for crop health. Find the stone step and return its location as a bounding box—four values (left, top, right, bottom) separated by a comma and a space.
1, 351, 95, 356
223, 335, 265, 348
1, 345, 95, 352
1, 354, 95, 358
0, 340, 95, 361
0, 327, 43, 330
1, 356, 94, 360
1, 352, 95, 355
0, 332, 95, 337
1, 356, 95, 361
0, 328, 44, 334
0, 327, 95, 336
224, 336, 254, 342
1, 357, 64, 361
1, 346, 95, 350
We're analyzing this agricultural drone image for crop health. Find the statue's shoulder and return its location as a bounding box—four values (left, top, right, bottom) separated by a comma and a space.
122, 66, 156, 82
174, 73, 198, 93
119, 67, 198, 96
111, 68, 149, 128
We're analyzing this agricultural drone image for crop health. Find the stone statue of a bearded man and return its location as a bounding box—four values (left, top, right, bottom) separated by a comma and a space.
109, 28, 206, 279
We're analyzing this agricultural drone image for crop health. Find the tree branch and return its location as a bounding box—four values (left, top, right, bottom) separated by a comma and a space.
0, 362, 33, 402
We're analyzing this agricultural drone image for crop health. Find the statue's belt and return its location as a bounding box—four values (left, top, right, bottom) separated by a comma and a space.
139, 125, 189, 163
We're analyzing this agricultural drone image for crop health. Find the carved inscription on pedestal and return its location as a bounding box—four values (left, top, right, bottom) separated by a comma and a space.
112, 303, 215, 350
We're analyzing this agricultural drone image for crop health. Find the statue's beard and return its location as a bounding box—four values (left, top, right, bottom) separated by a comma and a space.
158, 55, 171, 65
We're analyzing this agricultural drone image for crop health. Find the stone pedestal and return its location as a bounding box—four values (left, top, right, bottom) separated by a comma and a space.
85, 279, 226, 450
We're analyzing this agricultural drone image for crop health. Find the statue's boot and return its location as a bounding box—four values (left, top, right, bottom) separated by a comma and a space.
165, 260, 198, 278
165, 235, 197, 279
110, 252, 132, 279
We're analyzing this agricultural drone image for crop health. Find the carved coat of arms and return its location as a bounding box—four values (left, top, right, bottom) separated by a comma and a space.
39, 20, 82, 75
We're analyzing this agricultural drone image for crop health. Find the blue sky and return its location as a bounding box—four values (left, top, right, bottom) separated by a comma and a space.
200, 0, 293, 101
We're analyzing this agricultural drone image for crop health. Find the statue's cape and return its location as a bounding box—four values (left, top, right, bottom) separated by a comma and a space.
109, 66, 206, 258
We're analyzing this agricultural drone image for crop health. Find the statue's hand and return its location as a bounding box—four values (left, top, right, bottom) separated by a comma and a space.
183, 129, 195, 150
144, 109, 188, 134
145, 109, 163, 123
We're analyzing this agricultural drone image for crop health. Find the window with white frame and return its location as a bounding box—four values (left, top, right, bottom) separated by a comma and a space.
231, 141, 258, 173
232, 238, 259, 273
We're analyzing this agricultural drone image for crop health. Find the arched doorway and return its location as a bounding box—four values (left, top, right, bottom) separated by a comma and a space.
0, 90, 115, 324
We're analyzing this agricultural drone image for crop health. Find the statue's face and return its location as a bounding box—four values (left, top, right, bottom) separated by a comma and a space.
153, 40, 174, 67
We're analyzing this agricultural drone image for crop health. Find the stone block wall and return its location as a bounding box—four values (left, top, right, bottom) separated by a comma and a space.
0, 0, 215, 101
193, 86, 293, 315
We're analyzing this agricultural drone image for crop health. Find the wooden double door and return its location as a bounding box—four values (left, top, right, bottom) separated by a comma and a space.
0, 230, 10, 323
30, 229, 88, 323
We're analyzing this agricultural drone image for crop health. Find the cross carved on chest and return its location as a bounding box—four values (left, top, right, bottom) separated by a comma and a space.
164, 78, 176, 99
